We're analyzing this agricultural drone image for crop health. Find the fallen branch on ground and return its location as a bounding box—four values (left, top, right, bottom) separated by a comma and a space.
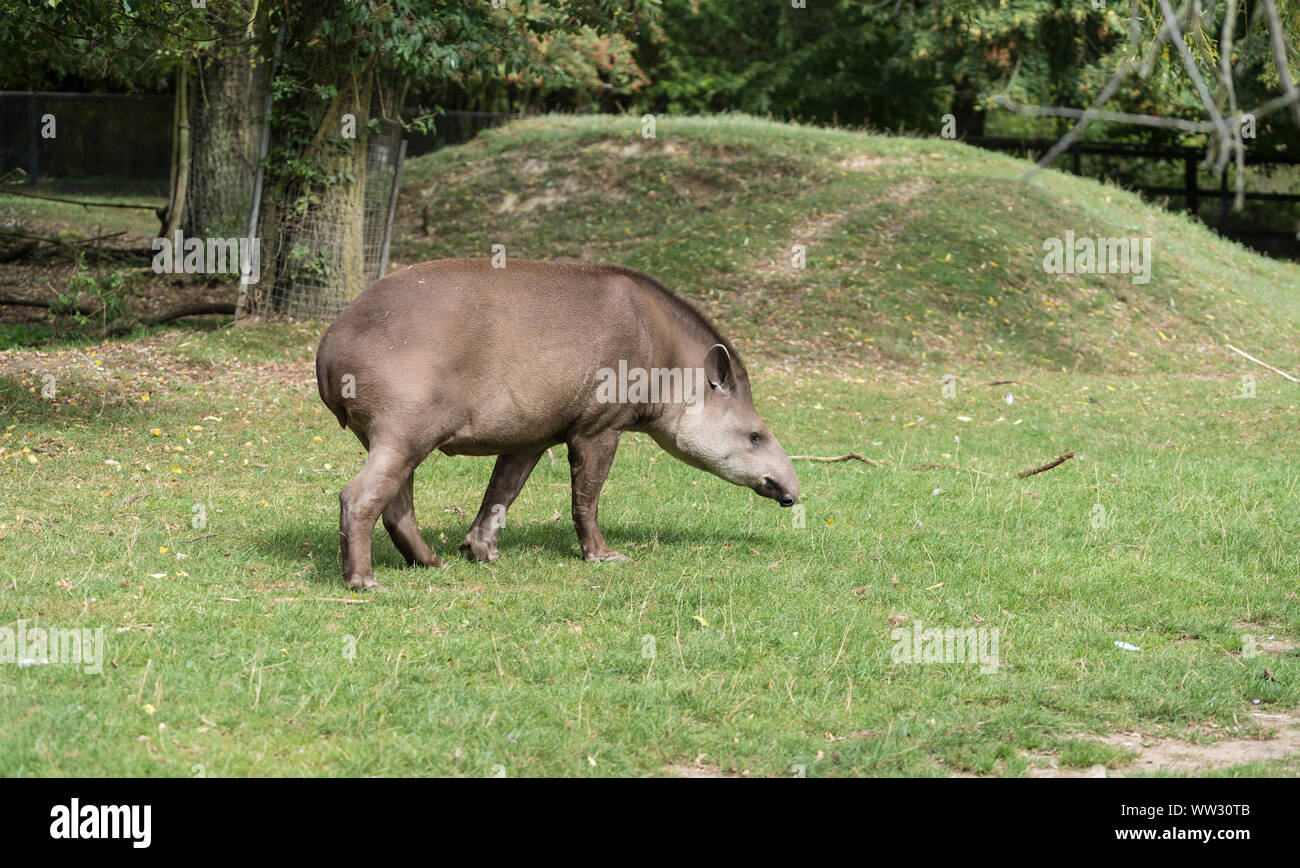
790, 452, 882, 467
1016, 452, 1076, 478
0, 228, 127, 246
1225, 344, 1300, 384
0, 296, 235, 335
0, 187, 161, 211
0, 228, 149, 263
104, 301, 236, 335
141, 302, 237, 327
0, 295, 100, 316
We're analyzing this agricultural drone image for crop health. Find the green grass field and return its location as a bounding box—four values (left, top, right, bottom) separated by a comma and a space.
1, 115, 1298, 776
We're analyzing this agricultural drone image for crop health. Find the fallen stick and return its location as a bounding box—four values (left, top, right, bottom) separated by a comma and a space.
0, 187, 161, 211
1225, 343, 1300, 384
790, 452, 882, 467
0, 295, 100, 315
0, 296, 235, 333
0, 228, 127, 245
272, 597, 372, 604
1016, 451, 1076, 478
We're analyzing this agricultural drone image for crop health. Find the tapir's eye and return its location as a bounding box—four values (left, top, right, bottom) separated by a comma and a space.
749, 431, 760, 446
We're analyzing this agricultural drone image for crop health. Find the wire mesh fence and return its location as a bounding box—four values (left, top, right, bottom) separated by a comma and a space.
238, 117, 407, 319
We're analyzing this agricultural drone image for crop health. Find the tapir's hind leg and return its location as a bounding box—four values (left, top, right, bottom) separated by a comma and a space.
461, 445, 549, 562
339, 444, 419, 592
382, 470, 446, 569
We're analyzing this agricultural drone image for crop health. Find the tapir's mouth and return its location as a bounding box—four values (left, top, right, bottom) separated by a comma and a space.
759, 476, 797, 507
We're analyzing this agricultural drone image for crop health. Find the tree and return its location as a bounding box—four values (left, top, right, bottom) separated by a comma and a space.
256, 0, 657, 315
0, 0, 267, 238
997, 0, 1300, 207
181, 2, 270, 239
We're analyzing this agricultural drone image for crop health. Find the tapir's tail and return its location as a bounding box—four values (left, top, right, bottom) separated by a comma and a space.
315, 341, 348, 429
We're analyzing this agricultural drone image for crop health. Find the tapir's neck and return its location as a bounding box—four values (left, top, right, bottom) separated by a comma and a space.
623, 336, 716, 436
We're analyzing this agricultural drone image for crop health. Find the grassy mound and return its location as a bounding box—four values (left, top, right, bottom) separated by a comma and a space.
396, 114, 1300, 374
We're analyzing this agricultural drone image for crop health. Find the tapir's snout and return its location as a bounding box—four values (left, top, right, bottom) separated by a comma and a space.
761, 475, 799, 507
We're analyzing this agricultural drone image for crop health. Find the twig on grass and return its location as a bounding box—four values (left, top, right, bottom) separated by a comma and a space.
1016, 452, 1076, 478
790, 452, 882, 467
1225, 344, 1300, 384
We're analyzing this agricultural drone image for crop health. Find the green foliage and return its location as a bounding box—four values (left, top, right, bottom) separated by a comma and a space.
53, 254, 131, 331
0, 0, 241, 90
631, 0, 1300, 152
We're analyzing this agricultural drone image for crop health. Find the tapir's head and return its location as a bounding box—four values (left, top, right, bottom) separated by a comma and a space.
652, 344, 800, 507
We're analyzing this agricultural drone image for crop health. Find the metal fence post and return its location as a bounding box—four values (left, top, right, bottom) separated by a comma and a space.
377, 138, 407, 279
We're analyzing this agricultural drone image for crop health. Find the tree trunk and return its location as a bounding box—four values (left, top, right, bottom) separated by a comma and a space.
262, 65, 373, 317
183, 42, 268, 238
163, 69, 190, 239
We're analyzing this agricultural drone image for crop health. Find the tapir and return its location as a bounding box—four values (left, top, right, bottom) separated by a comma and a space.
315, 258, 799, 591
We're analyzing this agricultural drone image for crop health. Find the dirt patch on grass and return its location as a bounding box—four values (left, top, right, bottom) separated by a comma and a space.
667, 760, 734, 778
756, 178, 933, 280
1027, 708, 1300, 777
839, 155, 907, 171
1234, 620, 1298, 654
877, 180, 933, 242
595, 139, 684, 159
0, 321, 317, 400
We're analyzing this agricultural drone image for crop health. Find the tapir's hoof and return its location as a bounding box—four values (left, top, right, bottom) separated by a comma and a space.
584, 549, 629, 563
346, 575, 388, 593
412, 553, 447, 569
459, 537, 500, 563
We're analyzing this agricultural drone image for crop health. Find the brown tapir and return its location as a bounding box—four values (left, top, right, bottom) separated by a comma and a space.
315, 258, 799, 591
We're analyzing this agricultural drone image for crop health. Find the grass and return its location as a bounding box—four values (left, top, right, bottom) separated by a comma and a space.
1, 114, 1298, 776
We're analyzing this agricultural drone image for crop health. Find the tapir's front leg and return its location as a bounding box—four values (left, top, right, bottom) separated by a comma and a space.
461, 445, 549, 562
567, 431, 628, 562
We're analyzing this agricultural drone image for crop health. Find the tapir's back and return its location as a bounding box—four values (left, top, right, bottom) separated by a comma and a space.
315, 259, 666, 450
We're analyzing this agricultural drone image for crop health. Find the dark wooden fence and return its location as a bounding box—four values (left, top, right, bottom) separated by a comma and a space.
0, 91, 172, 193
0, 94, 517, 193
967, 136, 1300, 259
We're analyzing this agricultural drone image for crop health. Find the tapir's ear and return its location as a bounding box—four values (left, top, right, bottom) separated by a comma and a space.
704, 343, 734, 393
